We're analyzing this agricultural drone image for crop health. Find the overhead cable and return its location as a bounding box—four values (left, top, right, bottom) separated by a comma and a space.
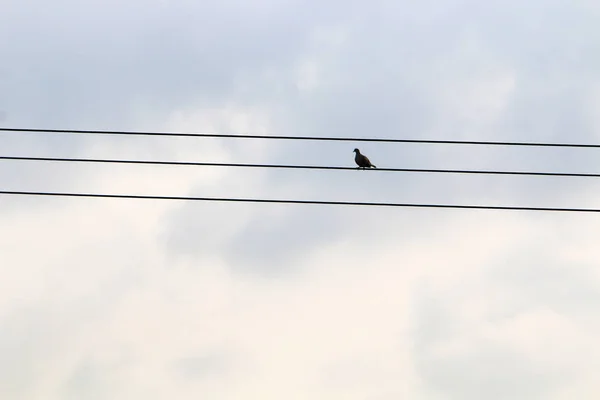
1, 155, 598, 178
1, 190, 598, 213
2, 127, 600, 148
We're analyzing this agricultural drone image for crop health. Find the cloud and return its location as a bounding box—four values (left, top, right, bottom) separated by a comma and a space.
2, 0, 600, 399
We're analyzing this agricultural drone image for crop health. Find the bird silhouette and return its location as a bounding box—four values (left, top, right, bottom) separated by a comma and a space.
353, 148, 376, 169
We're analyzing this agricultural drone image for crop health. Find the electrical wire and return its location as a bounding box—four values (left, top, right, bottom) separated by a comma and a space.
0, 190, 598, 213
1, 155, 599, 178
2, 127, 600, 148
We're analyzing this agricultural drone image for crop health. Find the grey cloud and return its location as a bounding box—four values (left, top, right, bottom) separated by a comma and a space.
488, 247, 600, 321
161, 193, 352, 277
173, 352, 230, 381
416, 342, 568, 400
62, 359, 118, 400
410, 286, 572, 400
410, 235, 600, 399
223, 205, 348, 276
0, 0, 343, 128
160, 200, 256, 264
0, 264, 140, 399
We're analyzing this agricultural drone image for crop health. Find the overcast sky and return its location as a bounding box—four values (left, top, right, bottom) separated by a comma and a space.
2, 1, 600, 399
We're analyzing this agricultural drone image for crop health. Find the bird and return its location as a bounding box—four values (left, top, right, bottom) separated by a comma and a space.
353, 148, 376, 169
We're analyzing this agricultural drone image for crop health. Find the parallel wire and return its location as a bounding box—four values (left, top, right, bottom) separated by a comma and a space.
2, 128, 599, 213
0, 190, 599, 213
1, 155, 599, 178
2, 127, 600, 148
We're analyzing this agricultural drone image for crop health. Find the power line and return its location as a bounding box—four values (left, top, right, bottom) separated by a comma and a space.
0, 190, 598, 213
2, 127, 600, 148
1, 155, 599, 179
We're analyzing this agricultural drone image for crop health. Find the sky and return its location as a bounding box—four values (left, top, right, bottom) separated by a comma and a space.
2, 0, 600, 399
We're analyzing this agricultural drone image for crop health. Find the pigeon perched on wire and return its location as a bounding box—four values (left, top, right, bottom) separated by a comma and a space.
353, 148, 376, 169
